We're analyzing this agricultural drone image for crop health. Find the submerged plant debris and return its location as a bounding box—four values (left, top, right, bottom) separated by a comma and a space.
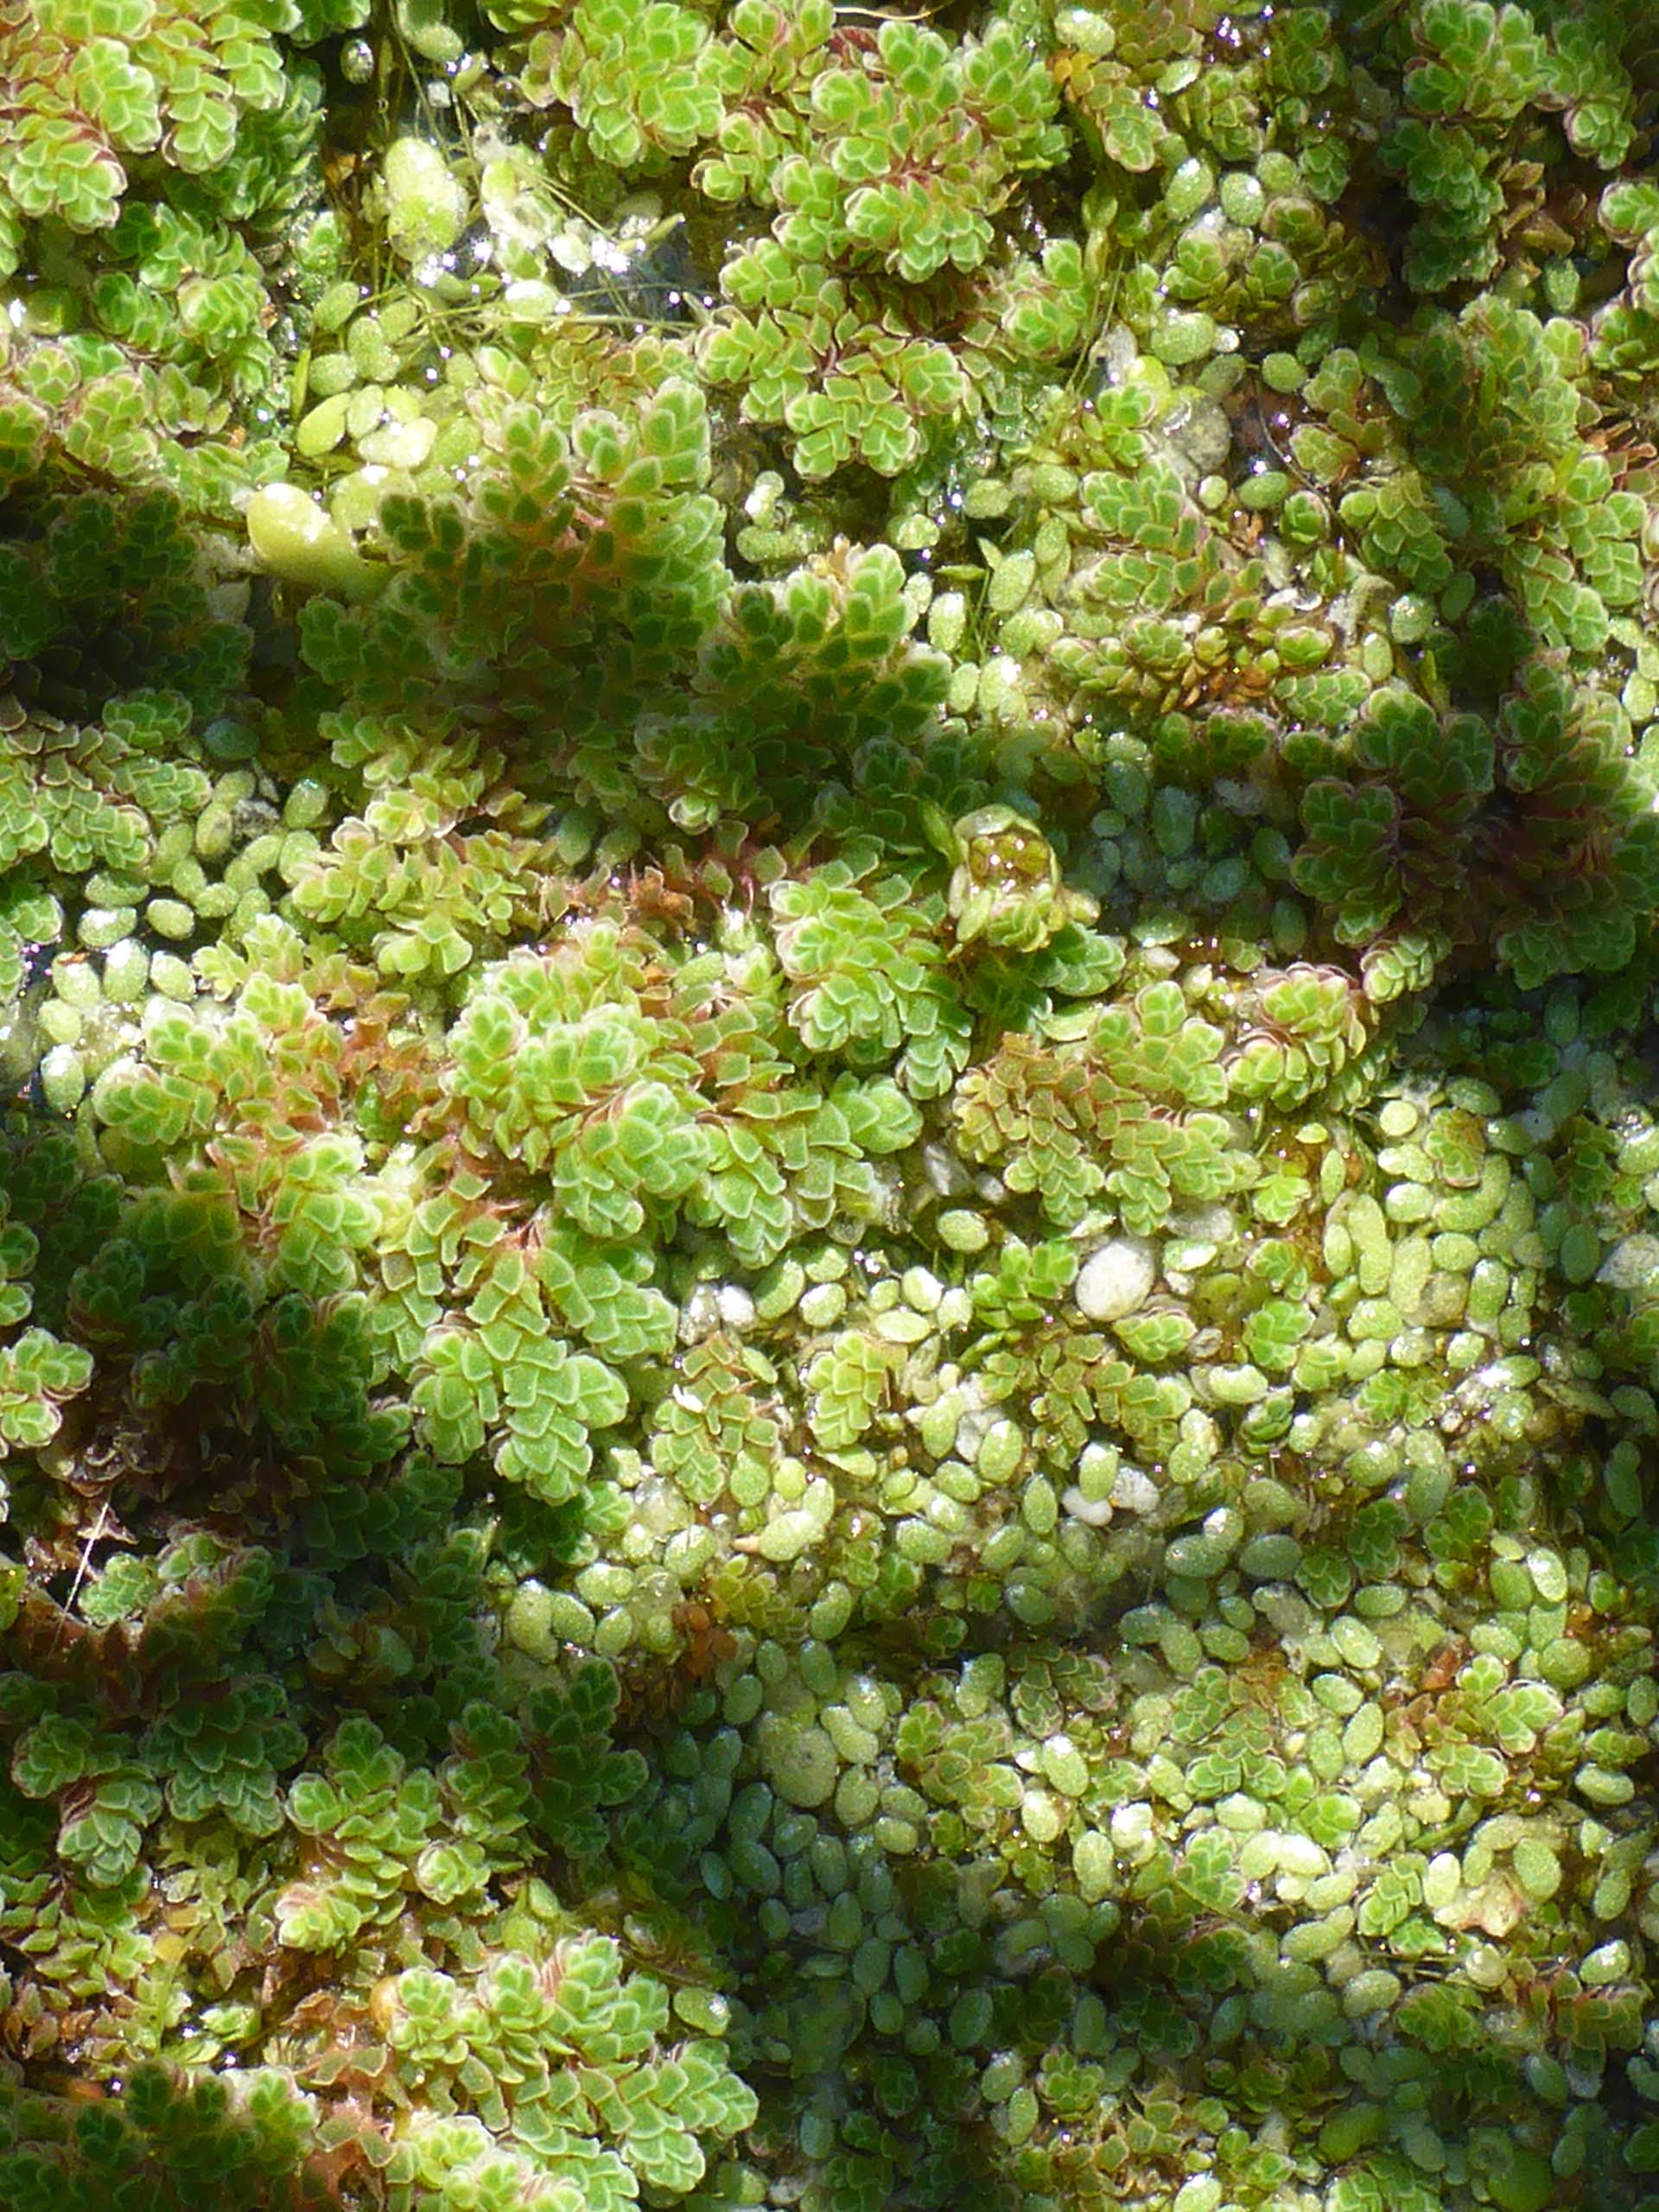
3, 0, 1659, 2207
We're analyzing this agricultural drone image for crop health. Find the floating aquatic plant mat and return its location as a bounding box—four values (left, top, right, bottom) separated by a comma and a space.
0, 1, 1658, 2207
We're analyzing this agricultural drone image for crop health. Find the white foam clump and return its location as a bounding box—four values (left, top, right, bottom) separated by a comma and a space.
1074, 1236, 1157, 1322
1061, 1486, 1114, 1528
1110, 1466, 1160, 1515
1062, 1455, 1160, 1527
1599, 1235, 1659, 1294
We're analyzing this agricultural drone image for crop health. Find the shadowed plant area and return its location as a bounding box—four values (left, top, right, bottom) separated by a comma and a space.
4, 0, 1659, 2206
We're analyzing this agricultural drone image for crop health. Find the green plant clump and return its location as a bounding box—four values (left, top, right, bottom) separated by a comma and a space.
3, 2, 1659, 2209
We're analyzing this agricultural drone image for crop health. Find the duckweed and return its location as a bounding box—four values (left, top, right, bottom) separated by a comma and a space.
0, 0, 1658, 2207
